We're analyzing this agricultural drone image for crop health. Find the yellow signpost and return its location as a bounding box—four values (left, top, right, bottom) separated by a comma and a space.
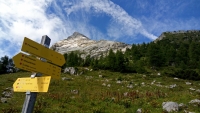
21, 37, 65, 66
13, 76, 51, 92
13, 36, 65, 112
13, 52, 61, 79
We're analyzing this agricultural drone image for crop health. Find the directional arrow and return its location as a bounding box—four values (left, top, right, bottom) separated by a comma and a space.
13, 53, 61, 79
21, 37, 65, 66
13, 76, 51, 92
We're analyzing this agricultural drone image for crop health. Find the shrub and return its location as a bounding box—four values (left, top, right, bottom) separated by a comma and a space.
163, 67, 200, 80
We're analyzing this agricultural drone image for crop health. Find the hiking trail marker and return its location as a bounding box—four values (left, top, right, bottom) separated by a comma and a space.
13, 76, 51, 92
13, 52, 61, 79
21, 37, 65, 66
12, 36, 65, 113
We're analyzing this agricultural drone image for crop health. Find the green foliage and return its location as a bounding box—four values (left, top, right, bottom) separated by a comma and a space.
163, 67, 200, 80
107, 49, 116, 71
115, 50, 126, 72
147, 42, 165, 68
0, 55, 14, 74
84, 55, 91, 66
135, 60, 146, 74
63, 51, 83, 67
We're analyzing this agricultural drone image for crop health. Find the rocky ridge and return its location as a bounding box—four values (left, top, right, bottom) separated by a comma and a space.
51, 32, 131, 58
155, 30, 200, 42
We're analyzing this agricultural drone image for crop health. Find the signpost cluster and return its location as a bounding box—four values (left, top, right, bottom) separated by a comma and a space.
12, 36, 65, 113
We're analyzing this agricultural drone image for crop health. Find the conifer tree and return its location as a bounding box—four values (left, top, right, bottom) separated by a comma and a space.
107, 49, 116, 71
115, 50, 125, 72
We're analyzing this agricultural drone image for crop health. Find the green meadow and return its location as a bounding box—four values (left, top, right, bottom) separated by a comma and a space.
0, 69, 200, 113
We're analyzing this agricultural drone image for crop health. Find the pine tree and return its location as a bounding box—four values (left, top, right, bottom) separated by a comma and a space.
115, 50, 125, 72
62, 53, 68, 69
107, 49, 116, 71
84, 55, 91, 66
175, 43, 189, 67
131, 44, 141, 61
188, 42, 199, 68
147, 43, 164, 68
0, 56, 14, 74
166, 46, 176, 66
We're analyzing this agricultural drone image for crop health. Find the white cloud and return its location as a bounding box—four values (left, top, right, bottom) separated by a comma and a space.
65, 0, 157, 40
141, 16, 200, 37
1, 0, 198, 58
0, 0, 68, 58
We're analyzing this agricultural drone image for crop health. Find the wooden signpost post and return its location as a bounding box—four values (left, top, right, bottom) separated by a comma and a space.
12, 36, 65, 113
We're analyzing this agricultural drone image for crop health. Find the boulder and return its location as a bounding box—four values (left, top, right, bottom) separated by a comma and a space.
151, 80, 156, 85
178, 103, 187, 110
71, 90, 79, 95
186, 82, 192, 85
136, 108, 142, 113
189, 99, 200, 105
196, 89, 200, 93
189, 87, 195, 91
1, 97, 7, 103
169, 84, 177, 88
162, 102, 179, 112
174, 77, 179, 80
62, 77, 72, 81
64, 67, 78, 75
102, 83, 106, 86
2, 87, 13, 98
127, 84, 133, 88
123, 92, 128, 97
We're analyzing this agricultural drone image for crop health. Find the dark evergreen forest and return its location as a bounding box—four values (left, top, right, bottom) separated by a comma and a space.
62, 31, 200, 80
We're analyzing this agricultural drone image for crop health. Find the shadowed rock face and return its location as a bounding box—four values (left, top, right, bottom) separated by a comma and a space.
51, 32, 131, 58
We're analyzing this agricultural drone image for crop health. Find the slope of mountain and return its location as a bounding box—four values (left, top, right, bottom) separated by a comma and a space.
51, 32, 131, 58
155, 30, 200, 43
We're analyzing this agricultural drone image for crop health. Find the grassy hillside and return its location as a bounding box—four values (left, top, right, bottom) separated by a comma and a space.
0, 69, 200, 113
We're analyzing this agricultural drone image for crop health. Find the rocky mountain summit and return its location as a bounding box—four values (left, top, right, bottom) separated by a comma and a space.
51, 32, 131, 58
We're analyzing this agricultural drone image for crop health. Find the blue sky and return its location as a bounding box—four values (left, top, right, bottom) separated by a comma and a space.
0, 0, 200, 58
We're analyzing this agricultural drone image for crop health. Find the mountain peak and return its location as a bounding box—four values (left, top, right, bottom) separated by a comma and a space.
51, 32, 131, 58
67, 32, 89, 40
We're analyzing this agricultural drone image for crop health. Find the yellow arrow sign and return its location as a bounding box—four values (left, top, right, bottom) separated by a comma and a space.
13, 76, 51, 92
21, 37, 65, 66
13, 53, 61, 79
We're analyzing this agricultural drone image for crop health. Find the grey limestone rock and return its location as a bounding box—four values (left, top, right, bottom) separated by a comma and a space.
64, 67, 78, 75
189, 99, 200, 105
2, 87, 13, 98
62, 77, 72, 81
162, 102, 179, 112
1, 97, 7, 103
136, 108, 142, 113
